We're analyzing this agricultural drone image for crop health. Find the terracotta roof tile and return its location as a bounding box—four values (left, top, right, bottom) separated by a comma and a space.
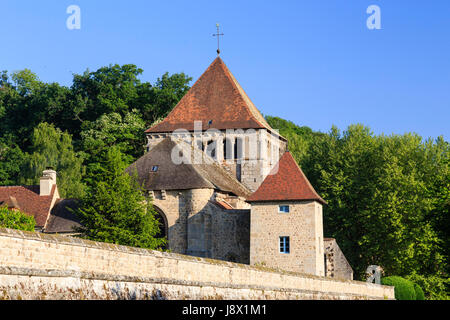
247, 152, 326, 204
146, 57, 276, 134
0, 185, 56, 227
213, 200, 234, 210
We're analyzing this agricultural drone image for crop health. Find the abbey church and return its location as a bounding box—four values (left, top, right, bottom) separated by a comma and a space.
127, 57, 354, 280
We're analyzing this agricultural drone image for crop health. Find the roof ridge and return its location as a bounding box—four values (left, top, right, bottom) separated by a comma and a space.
247, 151, 326, 204
145, 57, 282, 135
286, 152, 325, 203
218, 59, 272, 130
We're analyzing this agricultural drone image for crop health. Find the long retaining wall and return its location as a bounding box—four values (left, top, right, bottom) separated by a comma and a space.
0, 228, 394, 300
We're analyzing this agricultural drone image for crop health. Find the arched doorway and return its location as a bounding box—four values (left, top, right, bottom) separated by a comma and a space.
153, 206, 169, 250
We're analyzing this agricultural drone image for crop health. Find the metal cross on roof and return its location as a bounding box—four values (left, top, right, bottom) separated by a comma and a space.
213, 23, 224, 55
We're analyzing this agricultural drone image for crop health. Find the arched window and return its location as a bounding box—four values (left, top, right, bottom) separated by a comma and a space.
153, 206, 168, 250
224, 138, 233, 160
197, 140, 204, 151
234, 137, 243, 160
206, 140, 216, 159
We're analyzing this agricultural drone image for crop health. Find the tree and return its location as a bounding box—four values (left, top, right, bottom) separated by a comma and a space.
21, 123, 86, 199
134, 72, 192, 125
80, 110, 146, 162
266, 116, 449, 299
0, 206, 36, 231
303, 125, 447, 280
73, 146, 166, 250
265, 116, 326, 163
0, 136, 25, 186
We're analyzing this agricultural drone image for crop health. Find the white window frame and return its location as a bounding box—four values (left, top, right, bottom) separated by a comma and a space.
278, 205, 290, 213
279, 236, 290, 254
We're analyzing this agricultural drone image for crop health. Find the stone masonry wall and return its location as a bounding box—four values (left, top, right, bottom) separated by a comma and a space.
151, 189, 250, 263
324, 238, 354, 280
250, 201, 325, 276
0, 228, 394, 300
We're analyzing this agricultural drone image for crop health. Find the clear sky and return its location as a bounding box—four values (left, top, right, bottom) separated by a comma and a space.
1, 1, 449, 139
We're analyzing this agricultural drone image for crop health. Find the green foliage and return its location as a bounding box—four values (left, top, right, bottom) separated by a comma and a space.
305, 126, 447, 279
266, 116, 326, 163
381, 276, 417, 300
413, 283, 425, 300
135, 72, 192, 124
70, 64, 191, 128
21, 123, 86, 198
80, 110, 146, 175
406, 273, 450, 300
73, 146, 166, 250
267, 116, 449, 299
0, 206, 35, 231
0, 137, 25, 185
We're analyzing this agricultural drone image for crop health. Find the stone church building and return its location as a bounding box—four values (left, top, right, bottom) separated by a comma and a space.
127, 57, 353, 280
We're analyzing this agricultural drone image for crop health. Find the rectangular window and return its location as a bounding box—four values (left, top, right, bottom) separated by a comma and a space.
279, 236, 290, 254
151, 166, 159, 172
278, 205, 290, 213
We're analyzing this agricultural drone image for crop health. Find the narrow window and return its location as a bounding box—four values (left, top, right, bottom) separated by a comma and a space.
206, 140, 216, 159
234, 137, 243, 160
224, 138, 232, 160
279, 236, 290, 254
278, 205, 290, 213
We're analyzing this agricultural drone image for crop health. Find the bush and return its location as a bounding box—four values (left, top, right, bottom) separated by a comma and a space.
0, 206, 36, 231
414, 283, 425, 300
406, 273, 449, 300
381, 276, 417, 300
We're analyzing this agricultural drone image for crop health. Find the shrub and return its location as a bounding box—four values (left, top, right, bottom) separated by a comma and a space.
381, 276, 417, 300
413, 283, 425, 300
406, 273, 449, 300
0, 206, 36, 231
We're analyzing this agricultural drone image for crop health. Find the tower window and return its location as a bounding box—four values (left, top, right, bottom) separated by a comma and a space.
151, 166, 159, 172
278, 205, 290, 213
279, 236, 290, 254
224, 138, 233, 159
206, 140, 216, 159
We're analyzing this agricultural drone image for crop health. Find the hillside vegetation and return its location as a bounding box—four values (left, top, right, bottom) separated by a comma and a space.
266, 116, 449, 299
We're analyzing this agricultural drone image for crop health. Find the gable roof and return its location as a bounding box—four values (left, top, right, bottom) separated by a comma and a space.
126, 137, 252, 198
0, 185, 57, 227
146, 57, 278, 135
247, 152, 326, 204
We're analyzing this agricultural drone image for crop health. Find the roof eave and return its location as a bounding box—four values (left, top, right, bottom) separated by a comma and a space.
246, 198, 327, 205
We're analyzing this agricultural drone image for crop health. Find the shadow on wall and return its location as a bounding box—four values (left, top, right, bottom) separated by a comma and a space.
153, 195, 250, 264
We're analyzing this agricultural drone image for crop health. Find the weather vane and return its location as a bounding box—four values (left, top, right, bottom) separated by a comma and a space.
213, 23, 224, 55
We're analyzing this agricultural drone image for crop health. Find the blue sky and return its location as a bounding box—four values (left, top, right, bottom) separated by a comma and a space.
1, 1, 449, 139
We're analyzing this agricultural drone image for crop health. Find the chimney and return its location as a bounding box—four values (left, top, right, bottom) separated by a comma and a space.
40, 168, 57, 196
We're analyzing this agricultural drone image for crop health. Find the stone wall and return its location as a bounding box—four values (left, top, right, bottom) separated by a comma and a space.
324, 238, 354, 280
146, 129, 287, 193
0, 228, 394, 300
151, 189, 250, 263
250, 200, 325, 276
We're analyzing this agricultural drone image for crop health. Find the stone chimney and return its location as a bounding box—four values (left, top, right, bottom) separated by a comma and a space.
40, 168, 57, 196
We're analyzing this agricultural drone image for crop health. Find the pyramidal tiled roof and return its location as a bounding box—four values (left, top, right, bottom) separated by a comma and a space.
247, 152, 327, 204
146, 57, 276, 133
